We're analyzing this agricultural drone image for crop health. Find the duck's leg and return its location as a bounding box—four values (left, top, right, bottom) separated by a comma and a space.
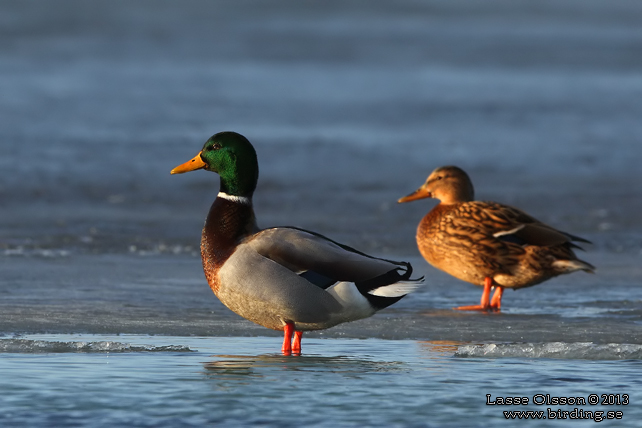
490, 286, 504, 311
292, 331, 303, 355
455, 277, 493, 311
281, 322, 295, 355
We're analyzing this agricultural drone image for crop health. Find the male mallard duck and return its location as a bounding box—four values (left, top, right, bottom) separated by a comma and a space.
398, 165, 594, 311
171, 132, 422, 354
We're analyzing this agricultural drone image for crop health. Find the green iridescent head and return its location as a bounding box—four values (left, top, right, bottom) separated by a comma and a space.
171, 131, 259, 197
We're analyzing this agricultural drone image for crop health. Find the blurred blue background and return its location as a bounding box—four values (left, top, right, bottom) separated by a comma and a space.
1, 0, 641, 255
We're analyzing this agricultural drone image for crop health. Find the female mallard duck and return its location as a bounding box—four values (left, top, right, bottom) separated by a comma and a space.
398, 165, 594, 311
171, 132, 422, 354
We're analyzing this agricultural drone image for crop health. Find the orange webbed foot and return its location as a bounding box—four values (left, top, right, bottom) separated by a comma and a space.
454, 277, 499, 312
455, 304, 492, 311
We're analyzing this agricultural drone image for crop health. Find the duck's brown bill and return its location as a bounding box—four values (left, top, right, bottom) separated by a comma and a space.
397, 188, 432, 203
171, 152, 207, 174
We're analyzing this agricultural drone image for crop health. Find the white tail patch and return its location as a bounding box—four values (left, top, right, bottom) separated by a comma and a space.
368, 280, 423, 297
552, 260, 595, 273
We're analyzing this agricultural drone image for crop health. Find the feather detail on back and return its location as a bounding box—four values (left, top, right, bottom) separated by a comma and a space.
415, 200, 594, 289
247, 226, 416, 282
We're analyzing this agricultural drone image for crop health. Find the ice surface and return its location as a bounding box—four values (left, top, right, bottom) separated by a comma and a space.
0, 253, 640, 344
0, 338, 192, 354
455, 342, 642, 360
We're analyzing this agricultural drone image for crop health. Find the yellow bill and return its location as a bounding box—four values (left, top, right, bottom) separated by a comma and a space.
171, 152, 207, 174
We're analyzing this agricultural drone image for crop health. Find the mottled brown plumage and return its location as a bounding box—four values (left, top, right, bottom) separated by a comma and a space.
399, 166, 594, 311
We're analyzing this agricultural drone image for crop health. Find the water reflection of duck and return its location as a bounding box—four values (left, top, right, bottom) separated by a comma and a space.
203, 352, 405, 380
399, 166, 594, 311
418, 340, 464, 356
172, 132, 423, 355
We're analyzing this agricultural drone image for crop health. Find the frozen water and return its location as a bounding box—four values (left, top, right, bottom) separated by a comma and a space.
456, 342, 642, 360
0, 338, 192, 353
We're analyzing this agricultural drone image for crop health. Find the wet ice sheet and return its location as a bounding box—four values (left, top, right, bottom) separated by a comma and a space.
0, 253, 640, 345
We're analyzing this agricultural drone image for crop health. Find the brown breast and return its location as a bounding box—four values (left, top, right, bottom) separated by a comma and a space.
200, 196, 257, 294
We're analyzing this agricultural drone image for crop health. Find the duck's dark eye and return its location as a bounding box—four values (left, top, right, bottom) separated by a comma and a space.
208, 143, 222, 151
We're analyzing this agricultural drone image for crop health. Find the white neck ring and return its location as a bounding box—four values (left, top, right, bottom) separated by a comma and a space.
217, 192, 251, 205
